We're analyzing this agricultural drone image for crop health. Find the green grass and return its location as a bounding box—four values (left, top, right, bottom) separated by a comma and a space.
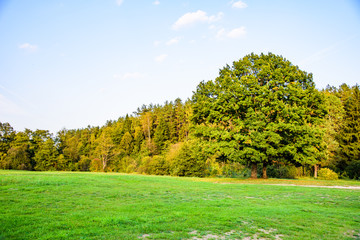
0, 170, 359, 240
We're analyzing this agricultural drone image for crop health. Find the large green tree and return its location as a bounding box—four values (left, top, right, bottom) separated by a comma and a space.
0, 122, 15, 163
320, 87, 345, 169
192, 53, 326, 178
4, 131, 33, 170
337, 85, 360, 178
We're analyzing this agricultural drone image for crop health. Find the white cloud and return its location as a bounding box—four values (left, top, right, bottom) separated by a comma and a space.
216, 27, 247, 39
166, 37, 181, 46
19, 43, 38, 52
208, 24, 216, 30
153, 40, 161, 47
172, 10, 223, 30
227, 26, 247, 38
113, 72, 145, 80
232, 1, 248, 9
216, 28, 226, 39
116, 0, 123, 6
154, 54, 168, 63
153, 0, 160, 5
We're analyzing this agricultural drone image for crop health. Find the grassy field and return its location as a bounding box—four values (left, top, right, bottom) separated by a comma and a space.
0, 171, 359, 240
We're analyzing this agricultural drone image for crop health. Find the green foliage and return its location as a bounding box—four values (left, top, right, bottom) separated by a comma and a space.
3, 145, 31, 170
0, 55, 358, 180
154, 117, 170, 151
94, 127, 117, 171
336, 85, 360, 178
205, 157, 250, 178
320, 88, 345, 168
192, 53, 326, 178
345, 161, 360, 180
318, 168, 339, 180
89, 158, 102, 172
34, 138, 58, 171
0, 122, 15, 155
119, 132, 133, 155
78, 155, 91, 171
165, 140, 206, 177
147, 155, 168, 175
266, 165, 310, 179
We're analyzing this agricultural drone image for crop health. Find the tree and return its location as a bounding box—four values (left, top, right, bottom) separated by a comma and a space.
3, 131, 33, 170
119, 132, 133, 155
140, 111, 157, 155
153, 116, 170, 152
94, 127, 117, 171
140, 111, 153, 145
192, 53, 326, 178
34, 138, 58, 171
320, 87, 345, 169
56, 130, 81, 170
133, 125, 144, 153
337, 85, 360, 178
0, 122, 15, 162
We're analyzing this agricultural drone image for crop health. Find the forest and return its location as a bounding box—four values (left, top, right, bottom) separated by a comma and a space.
1, 53, 359, 179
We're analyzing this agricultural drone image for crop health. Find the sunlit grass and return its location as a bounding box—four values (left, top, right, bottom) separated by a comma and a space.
194, 176, 360, 187
1, 170, 359, 239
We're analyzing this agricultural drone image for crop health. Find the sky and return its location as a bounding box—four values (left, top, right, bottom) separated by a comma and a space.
1, 0, 360, 134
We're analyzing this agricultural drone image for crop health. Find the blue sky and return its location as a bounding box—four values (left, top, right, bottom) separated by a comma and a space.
1, 0, 359, 134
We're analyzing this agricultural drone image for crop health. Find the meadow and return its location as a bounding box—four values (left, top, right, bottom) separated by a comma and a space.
0, 170, 359, 240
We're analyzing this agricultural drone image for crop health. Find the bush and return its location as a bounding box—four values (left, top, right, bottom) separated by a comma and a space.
166, 140, 206, 177
148, 155, 169, 175
318, 168, 339, 180
345, 161, 360, 180
78, 156, 91, 171
90, 158, 102, 172
204, 157, 249, 178
266, 165, 311, 179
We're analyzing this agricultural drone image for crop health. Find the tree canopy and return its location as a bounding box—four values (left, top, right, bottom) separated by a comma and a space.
192, 53, 327, 178
0, 53, 358, 179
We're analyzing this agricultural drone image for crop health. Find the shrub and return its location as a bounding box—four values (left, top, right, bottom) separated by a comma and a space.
318, 168, 339, 180
345, 161, 360, 180
267, 165, 310, 179
148, 155, 169, 175
78, 156, 91, 171
137, 156, 152, 174
204, 157, 249, 178
166, 140, 206, 177
90, 158, 102, 172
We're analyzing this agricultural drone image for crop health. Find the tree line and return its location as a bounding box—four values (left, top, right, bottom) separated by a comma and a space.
1, 53, 359, 179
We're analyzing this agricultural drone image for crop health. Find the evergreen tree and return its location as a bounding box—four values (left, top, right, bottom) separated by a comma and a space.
120, 132, 133, 155
154, 116, 170, 152
337, 85, 360, 178
321, 87, 344, 168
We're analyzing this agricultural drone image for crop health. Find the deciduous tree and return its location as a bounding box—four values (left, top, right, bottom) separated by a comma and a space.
192, 53, 326, 178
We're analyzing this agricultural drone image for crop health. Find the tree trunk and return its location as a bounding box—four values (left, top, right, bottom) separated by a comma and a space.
102, 155, 107, 172
102, 160, 106, 172
314, 164, 318, 179
262, 163, 268, 179
303, 166, 305, 177
251, 163, 257, 179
